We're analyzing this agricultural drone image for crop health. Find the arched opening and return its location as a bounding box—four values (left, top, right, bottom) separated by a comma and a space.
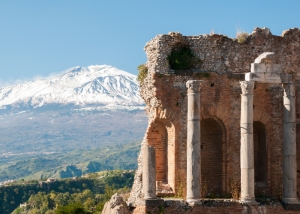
201, 118, 224, 197
146, 119, 175, 196
253, 121, 268, 195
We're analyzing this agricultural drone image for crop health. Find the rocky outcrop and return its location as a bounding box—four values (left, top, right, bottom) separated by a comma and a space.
127, 143, 145, 207
102, 193, 131, 214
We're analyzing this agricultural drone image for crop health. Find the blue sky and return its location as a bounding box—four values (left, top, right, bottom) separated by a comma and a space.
0, 1, 299, 85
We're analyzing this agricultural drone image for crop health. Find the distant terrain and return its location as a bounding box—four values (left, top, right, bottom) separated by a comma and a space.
0, 65, 147, 181
1, 170, 134, 214
0, 134, 141, 181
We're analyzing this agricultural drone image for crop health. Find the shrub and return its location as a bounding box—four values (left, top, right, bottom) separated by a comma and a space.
236, 29, 249, 44
137, 64, 148, 83
55, 203, 91, 214
167, 45, 202, 70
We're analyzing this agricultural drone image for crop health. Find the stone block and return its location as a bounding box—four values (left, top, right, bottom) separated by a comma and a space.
282, 202, 300, 210
140, 199, 165, 206
251, 63, 282, 74
245, 72, 282, 83
281, 74, 293, 83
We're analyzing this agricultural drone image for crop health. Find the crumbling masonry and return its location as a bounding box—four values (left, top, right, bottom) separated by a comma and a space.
128, 27, 300, 213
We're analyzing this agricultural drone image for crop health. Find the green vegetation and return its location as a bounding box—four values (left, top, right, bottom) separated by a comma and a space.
137, 64, 148, 83
167, 45, 202, 70
1, 170, 134, 214
0, 140, 140, 181
55, 203, 92, 214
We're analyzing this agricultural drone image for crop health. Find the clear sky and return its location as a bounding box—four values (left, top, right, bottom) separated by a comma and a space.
0, 1, 299, 86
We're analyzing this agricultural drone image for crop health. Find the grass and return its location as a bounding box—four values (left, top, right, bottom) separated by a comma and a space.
236, 29, 249, 44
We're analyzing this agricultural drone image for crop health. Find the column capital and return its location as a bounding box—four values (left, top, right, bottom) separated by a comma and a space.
282, 83, 295, 97
240, 80, 255, 95
186, 80, 202, 92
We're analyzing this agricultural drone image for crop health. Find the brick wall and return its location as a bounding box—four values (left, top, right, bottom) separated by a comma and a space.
128, 27, 300, 209
201, 118, 224, 196
133, 202, 299, 214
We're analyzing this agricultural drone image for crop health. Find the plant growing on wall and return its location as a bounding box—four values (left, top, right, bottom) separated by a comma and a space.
137, 64, 148, 83
167, 44, 202, 70
236, 29, 249, 44
201, 178, 208, 198
230, 180, 241, 200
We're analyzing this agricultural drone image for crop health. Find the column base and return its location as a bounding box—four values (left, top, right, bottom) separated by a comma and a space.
282, 198, 300, 204
282, 199, 300, 211
240, 198, 259, 205
186, 198, 202, 205
141, 198, 164, 206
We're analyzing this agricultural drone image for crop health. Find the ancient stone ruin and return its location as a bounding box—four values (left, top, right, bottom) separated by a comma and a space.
106, 27, 300, 213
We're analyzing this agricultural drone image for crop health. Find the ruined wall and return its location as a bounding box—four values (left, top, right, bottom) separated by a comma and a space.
128, 27, 300, 207
133, 200, 300, 214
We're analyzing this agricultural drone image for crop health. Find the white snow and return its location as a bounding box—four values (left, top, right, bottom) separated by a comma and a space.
0, 65, 144, 109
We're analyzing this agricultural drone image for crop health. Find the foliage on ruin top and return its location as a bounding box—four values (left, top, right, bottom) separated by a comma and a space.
137, 64, 148, 83
167, 45, 202, 70
236, 29, 249, 44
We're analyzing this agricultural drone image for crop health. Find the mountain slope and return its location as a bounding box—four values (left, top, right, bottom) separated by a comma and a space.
0, 65, 143, 109
0, 65, 148, 182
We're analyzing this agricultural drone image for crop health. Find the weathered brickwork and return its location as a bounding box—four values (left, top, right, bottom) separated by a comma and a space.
127, 27, 300, 213
133, 200, 300, 214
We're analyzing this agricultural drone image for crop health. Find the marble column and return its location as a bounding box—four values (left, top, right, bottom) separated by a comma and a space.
186, 80, 202, 204
240, 80, 257, 204
282, 83, 299, 204
143, 145, 156, 199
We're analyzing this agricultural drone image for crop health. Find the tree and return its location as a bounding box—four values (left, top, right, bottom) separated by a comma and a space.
55, 203, 91, 214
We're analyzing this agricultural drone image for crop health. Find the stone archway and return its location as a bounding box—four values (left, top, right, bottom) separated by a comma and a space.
147, 121, 168, 182
146, 118, 175, 196
201, 118, 225, 197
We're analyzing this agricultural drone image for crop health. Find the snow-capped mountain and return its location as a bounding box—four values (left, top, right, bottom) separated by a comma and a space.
0, 65, 144, 109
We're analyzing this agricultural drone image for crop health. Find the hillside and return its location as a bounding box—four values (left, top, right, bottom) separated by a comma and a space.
0, 170, 134, 214
0, 65, 147, 182
0, 140, 141, 181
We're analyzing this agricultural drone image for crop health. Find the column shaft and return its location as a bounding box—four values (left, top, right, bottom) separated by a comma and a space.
240, 81, 257, 204
186, 80, 202, 204
143, 145, 156, 199
282, 83, 298, 204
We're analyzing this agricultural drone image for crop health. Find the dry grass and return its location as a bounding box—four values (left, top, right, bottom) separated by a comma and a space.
236, 29, 249, 44
175, 176, 185, 198
230, 180, 241, 200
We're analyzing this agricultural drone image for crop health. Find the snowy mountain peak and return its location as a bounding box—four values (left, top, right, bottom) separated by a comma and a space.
0, 65, 144, 109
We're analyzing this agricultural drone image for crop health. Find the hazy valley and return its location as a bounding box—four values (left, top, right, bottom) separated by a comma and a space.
0, 65, 147, 181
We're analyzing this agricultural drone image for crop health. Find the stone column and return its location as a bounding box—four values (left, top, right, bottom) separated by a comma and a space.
240, 80, 257, 204
143, 145, 156, 199
186, 80, 202, 205
282, 83, 299, 204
